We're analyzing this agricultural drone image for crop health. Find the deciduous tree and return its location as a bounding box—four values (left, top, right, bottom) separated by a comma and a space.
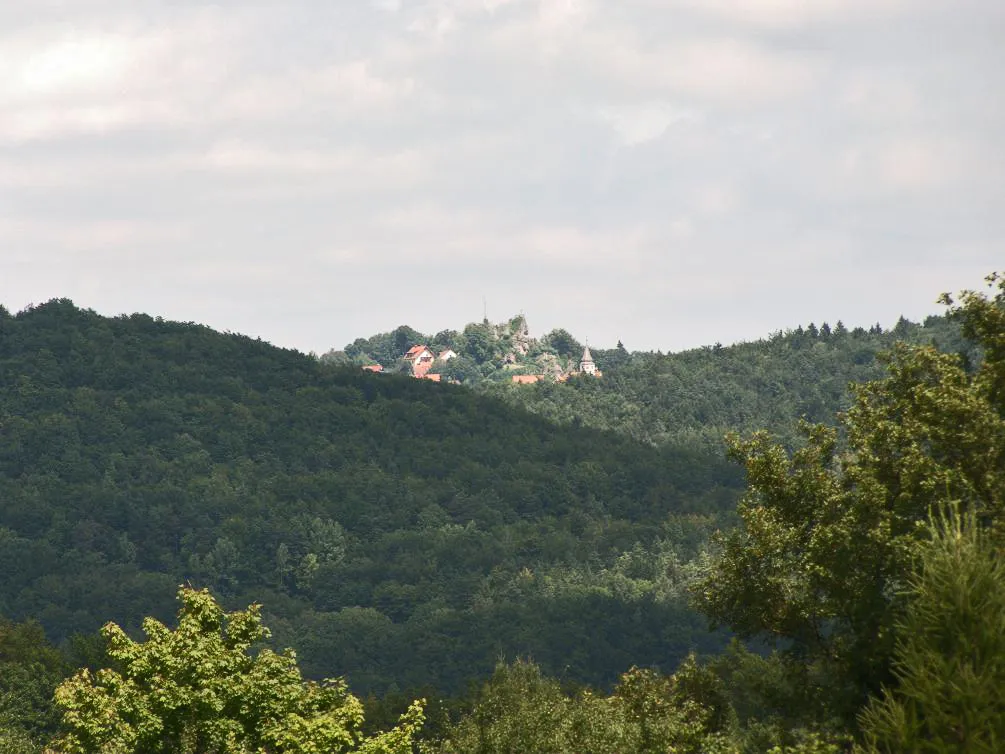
695, 274, 1005, 718
54, 587, 423, 754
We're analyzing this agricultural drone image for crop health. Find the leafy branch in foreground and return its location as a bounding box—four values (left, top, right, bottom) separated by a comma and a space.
53, 587, 423, 754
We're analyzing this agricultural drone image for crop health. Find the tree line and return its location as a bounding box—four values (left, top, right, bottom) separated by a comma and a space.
1, 274, 1002, 751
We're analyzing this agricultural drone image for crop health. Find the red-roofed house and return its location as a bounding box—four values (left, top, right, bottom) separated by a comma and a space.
404, 345, 433, 361
403, 345, 435, 377
361, 364, 384, 373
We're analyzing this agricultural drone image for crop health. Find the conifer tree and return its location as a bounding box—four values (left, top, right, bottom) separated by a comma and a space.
859, 508, 1005, 753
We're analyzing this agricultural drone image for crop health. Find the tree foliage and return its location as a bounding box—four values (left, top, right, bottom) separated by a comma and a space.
0, 300, 738, 695
858, 509, 1005, 753
0, 617, 67, 735
54, 587, 423, 754
695, 274, 1005, 723
432, 658, 727, 754
486, 315, 968, 451
3, 277, 1001, 751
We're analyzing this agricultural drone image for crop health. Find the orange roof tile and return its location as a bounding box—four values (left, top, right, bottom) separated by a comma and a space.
404, 345, 430, 359
412, 359, 434, 377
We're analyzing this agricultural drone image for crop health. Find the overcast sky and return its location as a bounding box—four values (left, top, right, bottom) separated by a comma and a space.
2, 0, 1003, 355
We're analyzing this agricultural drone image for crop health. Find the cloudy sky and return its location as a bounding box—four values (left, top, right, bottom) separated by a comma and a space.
2, 0, 1003, 354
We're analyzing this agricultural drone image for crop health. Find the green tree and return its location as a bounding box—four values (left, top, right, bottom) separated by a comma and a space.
0, 616, 68, 754
433, 659, 727, 754
392, 327, 425, 361
0, 724, 40, 754
435, 660, 571, 754
612, 664, 713, 754
436, 355, 480, 383
54, 587, 423, 754
542, 329, 582, 361
858, 508, 1005, 753
695, 274, 1005, 721
461, 323, 495, 364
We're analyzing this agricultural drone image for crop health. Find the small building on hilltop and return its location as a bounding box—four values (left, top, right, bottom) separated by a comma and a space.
437, 348, 458, 361
575, 346, 602, 378
404, 345, 435, 377
559, 346, 602, 381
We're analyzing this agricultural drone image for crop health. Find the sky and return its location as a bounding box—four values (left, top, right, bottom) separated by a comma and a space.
1, 0, 1003, 355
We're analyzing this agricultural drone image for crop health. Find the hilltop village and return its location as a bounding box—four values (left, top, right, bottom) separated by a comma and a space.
362, 343, 602, 384
333, 314, 606, 385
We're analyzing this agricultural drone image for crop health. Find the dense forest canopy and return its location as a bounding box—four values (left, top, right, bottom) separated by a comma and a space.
329, 311, 970, 449
0, 298, 739, 698
2, 274, 1002, 753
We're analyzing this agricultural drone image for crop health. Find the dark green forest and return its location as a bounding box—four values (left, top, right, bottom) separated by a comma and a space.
483, 316, 972, 449
0, 300, 737, 727
331, 310, 970, 449
1, 275, 1002, 753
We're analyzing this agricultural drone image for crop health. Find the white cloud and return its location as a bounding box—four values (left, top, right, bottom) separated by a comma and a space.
877, 139, 962, 193
0, 0, 1001, 355
597, 102, 700, 146
666, 0, 915, 30
0, 217, 191, 253
0, 8, 251, 142
2, 31, 133, 99
194, 141, 423, 178
606, 36, 819, 104
217, 61, 419, 128
830, 136, 978, 197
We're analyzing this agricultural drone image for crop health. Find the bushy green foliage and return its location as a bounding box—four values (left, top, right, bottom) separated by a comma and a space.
54, 587, 423, 754
695, 274, 1005, 742
432, 658, 725, 754
0, 616, 68, 745
858, 509, 1005, 753
766, 731, 851, 754
540, 329, 582, 361
0, 726, 39, 754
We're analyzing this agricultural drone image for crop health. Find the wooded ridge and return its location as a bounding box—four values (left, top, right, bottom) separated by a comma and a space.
1, 275, 1001, 752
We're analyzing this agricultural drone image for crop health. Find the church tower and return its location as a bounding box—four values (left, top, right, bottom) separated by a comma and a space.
580, 345, 597, 376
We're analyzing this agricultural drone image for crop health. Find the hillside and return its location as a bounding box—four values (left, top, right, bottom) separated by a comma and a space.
328, 313, 969, 449
486, 315, 971, 449
2, 279, 1001, 754
0, 300, 740, 696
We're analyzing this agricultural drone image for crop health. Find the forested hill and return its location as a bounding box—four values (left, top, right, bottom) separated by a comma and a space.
0, 299, 740, 695
486, 315, 971, 448
331, 312, 968, 449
